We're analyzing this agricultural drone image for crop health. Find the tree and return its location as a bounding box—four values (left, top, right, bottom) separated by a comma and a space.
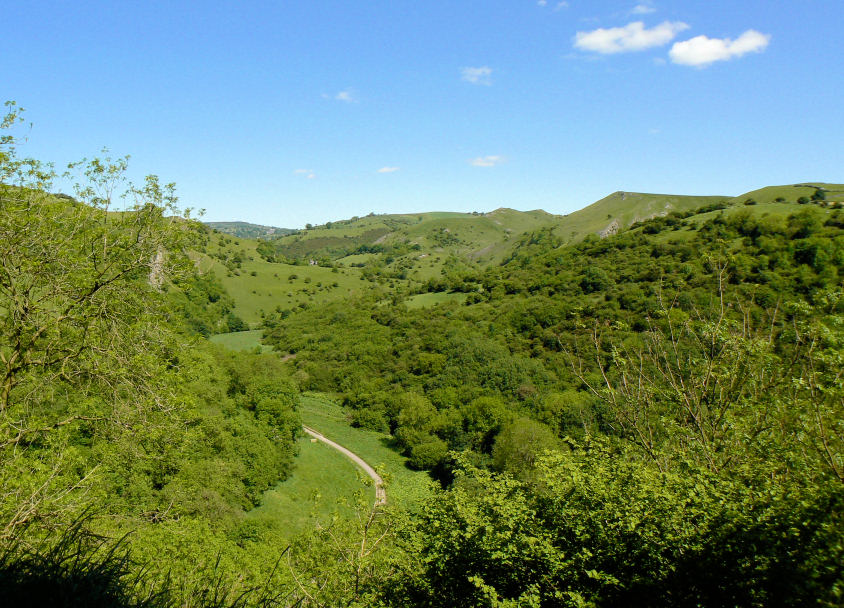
492, 416, 559, 481
0, 102, 198, 535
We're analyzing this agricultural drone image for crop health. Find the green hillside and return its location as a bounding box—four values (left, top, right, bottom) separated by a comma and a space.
551, 183, 844, 243
194, 183, 844, 327
727, 182, 844, 204
256, 208, 564, 277
194, 229, 376, 325
554, 191, 728, 241
205, 221, 295, 239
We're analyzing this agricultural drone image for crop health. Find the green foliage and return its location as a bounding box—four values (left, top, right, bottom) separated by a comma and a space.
204, 221, 294, 240
4, 103, 844, 605
0, 106, 302, 602
387, 446, 844, 607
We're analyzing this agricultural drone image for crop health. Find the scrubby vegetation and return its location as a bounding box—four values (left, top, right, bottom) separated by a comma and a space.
264, 200, 844, 605
2, 102, 842, 606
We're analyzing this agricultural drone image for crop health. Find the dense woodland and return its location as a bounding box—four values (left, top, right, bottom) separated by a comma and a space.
1, 105, 842, 606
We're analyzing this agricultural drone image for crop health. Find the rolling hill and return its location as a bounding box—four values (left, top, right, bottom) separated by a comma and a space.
205, 221, 295, 239
196, 182, 844, 328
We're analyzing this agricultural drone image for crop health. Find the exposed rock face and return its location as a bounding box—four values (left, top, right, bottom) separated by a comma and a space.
599, 219, 620, 238
149, 247, 166, 290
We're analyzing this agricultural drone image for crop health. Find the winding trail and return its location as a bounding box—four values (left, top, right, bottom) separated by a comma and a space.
302, 425, 386, 506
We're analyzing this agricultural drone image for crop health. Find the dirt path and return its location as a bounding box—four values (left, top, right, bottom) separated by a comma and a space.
302, 425, 386, 506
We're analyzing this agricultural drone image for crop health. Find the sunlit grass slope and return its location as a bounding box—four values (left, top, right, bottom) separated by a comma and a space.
209, 329, 267, 352
298, 393, 431, 509
246, 435, 366, 539
554, 191, 729, 243
196, 230, 372, 325
556, 183, 844, 244
246, 393, 431, 541
267, 208, 565, 278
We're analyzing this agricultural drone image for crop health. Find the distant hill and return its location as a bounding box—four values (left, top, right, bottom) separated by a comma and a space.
556, 191, 729, 241
197, 182, 843, 322
556, 183, 844, 242
252, 208, 566, 280
205, 221, 295, 239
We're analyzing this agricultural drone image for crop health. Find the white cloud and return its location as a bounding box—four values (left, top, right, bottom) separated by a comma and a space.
574, 20, 688, 54
469, 155, 505, 167
461, 66, 493, 86
631, 3, 656, 14
377, 167, 399, 173
669, 29, 770, 67
539, 1, 569, 10
335, 89, 356, 102
294, 169, 316, 179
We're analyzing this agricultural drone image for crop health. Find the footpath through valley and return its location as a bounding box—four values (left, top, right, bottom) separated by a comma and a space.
302, 425, 387, 506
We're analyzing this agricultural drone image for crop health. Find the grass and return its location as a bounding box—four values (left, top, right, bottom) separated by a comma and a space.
729, 183, 844, 205
253, 208, 566, 282
209, 329, 268, 352
245, 394, 432, 542
196, 232, 372, 324
246, 436, 367, 538
298, 393, 432, 509
404, 292, 468, 309
553, 191, 729, 243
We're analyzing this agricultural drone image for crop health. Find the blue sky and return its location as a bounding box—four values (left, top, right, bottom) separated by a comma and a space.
3, 1, 842, 227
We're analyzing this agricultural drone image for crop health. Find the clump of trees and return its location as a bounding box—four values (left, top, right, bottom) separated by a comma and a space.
0, 102, 301, 603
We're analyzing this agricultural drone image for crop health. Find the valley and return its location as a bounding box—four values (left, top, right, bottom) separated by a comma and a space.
2, 150, 842, 607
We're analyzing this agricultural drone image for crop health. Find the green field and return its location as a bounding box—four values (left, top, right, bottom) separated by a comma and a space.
244, 393, 431, 542
298, 393, 432, 508
246, 436, 368, 539
197, 231, 372, 324
209, 329, 268, 351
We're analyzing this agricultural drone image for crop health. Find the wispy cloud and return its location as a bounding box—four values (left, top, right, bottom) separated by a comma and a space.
574, 20, 688, 54
335, 89, 356, 102
461, 66, 493, 86
469, 155, 505, 167
631, 3, 656, 14
294, 169, 316, 179
538, 1, 569, 10
377, 167, 400, 173
323, 89, 357, 102
669, 30, 770, 67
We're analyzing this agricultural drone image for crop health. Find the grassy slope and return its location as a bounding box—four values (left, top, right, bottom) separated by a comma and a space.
246, 394, 431, 541
554, 183, 844, 244
728, 183, 844, 204
209, 329, 267, 352
246, 436, 366, 538
198, 183, 844, 325
297, 393, 431, 508
205, 221, 294, 239
634, 197, 843, 245
197, 230, 372, 325
270, 208, 564, 279
553, 191, 728, 243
